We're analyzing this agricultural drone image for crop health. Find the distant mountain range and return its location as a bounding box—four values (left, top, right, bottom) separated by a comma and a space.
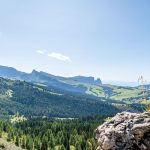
0, 65, 149, 102
0, 65, 102, 93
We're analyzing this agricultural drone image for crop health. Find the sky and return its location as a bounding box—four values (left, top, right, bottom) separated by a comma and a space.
0, 0, 150, 82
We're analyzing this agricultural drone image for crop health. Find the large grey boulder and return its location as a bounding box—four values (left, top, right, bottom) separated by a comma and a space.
96, 111, 150, 150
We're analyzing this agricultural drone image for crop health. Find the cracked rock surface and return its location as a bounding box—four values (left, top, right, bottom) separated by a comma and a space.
96, 111, 150, 150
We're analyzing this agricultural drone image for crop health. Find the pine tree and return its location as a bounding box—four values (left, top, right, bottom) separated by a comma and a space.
86, 140, 92, 150
7, 132, 11, 142
41, 135, 48, 150
61, 145, 66, 150
21, 135, 26, 149
15, 135, 19, 146
75, 142, 82, 150
26, 136, 33, 150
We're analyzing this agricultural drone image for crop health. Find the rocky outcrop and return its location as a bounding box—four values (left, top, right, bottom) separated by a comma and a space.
96, 111, 150, 150
70, 76, 102, 85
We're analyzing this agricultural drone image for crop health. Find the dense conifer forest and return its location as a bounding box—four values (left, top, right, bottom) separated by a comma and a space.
0, 115, 107, 150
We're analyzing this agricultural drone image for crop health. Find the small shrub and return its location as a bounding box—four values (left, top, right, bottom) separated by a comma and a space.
0, 143, 5, 148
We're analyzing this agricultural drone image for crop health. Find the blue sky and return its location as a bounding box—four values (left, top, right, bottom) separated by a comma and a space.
0, 0, 150, 82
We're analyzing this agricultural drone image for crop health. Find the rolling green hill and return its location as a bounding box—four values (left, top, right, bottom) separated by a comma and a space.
86, 84, 150, 105
86, 84, 143, 100
0, 77, 119, 118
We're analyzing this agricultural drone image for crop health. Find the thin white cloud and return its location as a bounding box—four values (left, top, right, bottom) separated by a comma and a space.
48, 52, 72, 63
36, 50, 45, 54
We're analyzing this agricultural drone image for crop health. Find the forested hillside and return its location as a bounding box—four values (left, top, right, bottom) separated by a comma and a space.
0, 77, 119, 118
0, 115, 107, 150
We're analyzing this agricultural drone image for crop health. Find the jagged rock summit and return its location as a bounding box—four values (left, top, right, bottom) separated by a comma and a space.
96, 111, 150, 150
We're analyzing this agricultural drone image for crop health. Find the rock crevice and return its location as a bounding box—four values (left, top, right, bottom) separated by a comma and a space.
96, 112, 150, 150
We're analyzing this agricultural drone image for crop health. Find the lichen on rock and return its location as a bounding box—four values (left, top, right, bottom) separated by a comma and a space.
96, 111, 150, 150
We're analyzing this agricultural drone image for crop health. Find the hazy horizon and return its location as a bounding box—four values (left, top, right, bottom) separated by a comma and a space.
0, 0, 150, 82
0, 64, 147, 86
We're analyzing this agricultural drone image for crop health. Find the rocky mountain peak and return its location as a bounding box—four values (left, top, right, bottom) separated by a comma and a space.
31, 69, 39, 74
71, 76, 102, 85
